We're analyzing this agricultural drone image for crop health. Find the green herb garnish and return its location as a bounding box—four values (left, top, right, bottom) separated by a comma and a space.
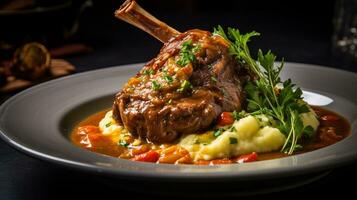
232, 110, 246, 121
214, 26, 313, 154
176, 40, 200, 66
163, 73, 173, 83
118, 140, 129, 147
221, 88, 228, 96
229, 126, 237, 132
213, 128, 225, 137
213, 26, 260, 76
152, 80, 161, 90
229, 137, 238, 144
105, 122, 112, 127
143, 69, 154, 75
177, 80, 193, 93
211, 75, 217, 83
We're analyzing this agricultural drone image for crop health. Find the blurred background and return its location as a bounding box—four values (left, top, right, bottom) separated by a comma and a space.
0, 0, 356, 94
1, 1, 357, 199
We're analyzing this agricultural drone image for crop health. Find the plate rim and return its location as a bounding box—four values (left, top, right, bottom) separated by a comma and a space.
1, 62, 357, 181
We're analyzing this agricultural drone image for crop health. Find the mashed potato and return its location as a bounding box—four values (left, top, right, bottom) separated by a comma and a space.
179, 106, 320, 161
179, 116, 286, 161
99, 111, 124, 136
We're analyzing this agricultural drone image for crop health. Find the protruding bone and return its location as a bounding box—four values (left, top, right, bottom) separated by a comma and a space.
115, 0, 181, 43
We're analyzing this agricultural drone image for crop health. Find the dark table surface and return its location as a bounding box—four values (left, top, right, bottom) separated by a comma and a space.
1, 3, 357, 199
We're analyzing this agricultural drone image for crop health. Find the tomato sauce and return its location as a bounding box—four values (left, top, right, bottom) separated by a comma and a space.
70, 107, 351, 165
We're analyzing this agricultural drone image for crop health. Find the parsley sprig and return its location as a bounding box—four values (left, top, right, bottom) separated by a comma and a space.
214, 26, 314, 154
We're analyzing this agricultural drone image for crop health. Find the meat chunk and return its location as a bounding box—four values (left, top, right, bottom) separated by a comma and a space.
113, 30, 250, 143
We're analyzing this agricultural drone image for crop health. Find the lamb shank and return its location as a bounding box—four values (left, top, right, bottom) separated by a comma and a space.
113, 0, 251, 143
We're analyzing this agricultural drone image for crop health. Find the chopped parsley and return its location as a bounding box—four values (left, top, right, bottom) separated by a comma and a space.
221, 88, 228, 96
229, 126, 237, 132
229, 137, 238, 144
105, 122, 112, 127
213, 128, 225, 137
211, 75, 217, 83
177, 80, 193, 93
163, 73, 173, 83
176, 40, 200, 66
118, 140, 129, 147
143, 69, 154, 75
151, 80, 161, 90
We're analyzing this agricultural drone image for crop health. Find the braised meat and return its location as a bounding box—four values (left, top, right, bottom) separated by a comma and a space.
113, 1, 251, 143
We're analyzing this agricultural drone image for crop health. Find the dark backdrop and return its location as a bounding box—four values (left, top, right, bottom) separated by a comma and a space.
1, 0, 357, 200
67, 0, 353, 71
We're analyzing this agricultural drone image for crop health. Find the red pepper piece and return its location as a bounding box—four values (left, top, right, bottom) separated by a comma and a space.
131, 150, 160, 163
